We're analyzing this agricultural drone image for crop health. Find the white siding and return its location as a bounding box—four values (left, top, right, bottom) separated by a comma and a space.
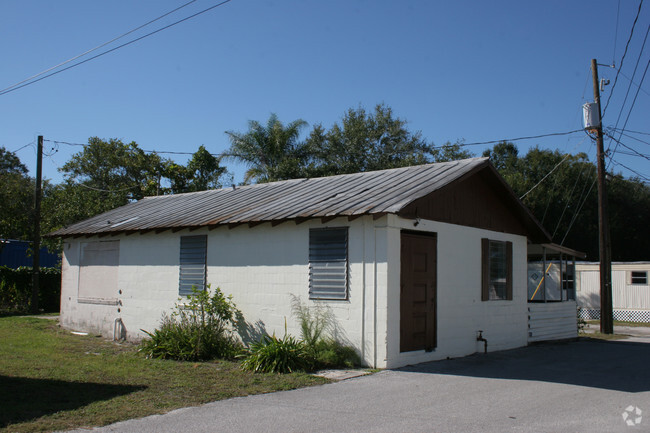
528, 301, 578, 342
576, 263, 650, 310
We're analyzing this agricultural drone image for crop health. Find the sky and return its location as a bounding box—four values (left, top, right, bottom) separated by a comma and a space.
1, 0, 649, 186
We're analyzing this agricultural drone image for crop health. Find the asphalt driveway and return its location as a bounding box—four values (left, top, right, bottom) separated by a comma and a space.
67, 337, 650, 433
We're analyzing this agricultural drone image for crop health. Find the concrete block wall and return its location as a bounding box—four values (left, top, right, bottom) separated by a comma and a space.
60, 216, 389, 368
384, 215, 529, 368
60, 213, 531, 369
60, 233, 182, 341
209, 216, 386, 368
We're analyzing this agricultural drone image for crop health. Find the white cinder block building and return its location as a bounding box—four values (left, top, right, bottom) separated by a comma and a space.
51, 158, 574, 368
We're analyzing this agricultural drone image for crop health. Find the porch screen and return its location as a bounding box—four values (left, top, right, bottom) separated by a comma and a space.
179, 235, 207, 296
309, 227, 348, 300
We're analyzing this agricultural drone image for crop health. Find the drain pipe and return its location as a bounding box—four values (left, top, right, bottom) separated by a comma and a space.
476, 330, 488, 354
113, 318, 124, 341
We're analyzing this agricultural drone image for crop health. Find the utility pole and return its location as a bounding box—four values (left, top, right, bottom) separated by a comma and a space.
590, 59, 613, 334
31, 135, 43, 314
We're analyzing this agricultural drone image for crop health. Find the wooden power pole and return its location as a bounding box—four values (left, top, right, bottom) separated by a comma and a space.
31, 135, 43, 314
590, 59, 614, 334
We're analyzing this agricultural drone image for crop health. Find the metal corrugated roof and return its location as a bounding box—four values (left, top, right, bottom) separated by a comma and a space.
49, 157, 521, 237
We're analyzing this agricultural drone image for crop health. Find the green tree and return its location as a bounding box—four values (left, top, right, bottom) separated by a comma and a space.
303, 104, 442, 177
0, 147, 33, 240
185, 145, 229, 192
44, 138, 231, 233
225, 114, 308, 183
483, 143, 650, 260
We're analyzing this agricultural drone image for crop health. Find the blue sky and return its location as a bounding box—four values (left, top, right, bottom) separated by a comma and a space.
1, 0, 648, 185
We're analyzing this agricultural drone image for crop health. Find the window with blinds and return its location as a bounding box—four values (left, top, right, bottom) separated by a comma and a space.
179, 235, 207, 296
309, 228, 348, 300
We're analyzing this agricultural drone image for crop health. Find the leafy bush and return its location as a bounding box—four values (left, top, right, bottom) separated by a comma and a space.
240, 298, 360, 374
240, 333, 307, 373
0, 266, 61, 313
310, 339, 360, 369
140, 286, 242, 361
292, 297, 360, 370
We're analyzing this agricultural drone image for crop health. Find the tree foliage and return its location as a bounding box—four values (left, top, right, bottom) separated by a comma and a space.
0, 147, 33, 240
44, 138, 229, 235
225, 114, 308, 183
225, 104, 471, 183
303, 104, 462, 177
483, 142, 650, 260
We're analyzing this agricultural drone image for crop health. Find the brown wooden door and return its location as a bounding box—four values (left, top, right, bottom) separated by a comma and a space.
400, 231, 437, 352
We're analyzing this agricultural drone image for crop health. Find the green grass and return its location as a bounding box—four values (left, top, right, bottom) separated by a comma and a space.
579, 331, 629, 340
586, 319, 650, 328
0, 317, 328, 432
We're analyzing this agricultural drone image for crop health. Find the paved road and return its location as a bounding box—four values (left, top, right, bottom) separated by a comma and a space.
67, 338, 650, 433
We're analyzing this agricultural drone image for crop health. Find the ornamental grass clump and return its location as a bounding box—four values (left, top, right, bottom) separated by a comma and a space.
241, 298, 360, 374
240, 333, 308, 373
291, 297, 360, 370
140, 285, 242, 361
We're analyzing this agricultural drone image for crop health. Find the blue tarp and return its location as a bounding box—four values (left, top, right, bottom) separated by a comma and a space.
0, 239, 60, 268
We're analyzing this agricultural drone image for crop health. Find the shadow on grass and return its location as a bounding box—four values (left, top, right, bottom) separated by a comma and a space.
0, 375, 146, 428
397, 339, 650, 393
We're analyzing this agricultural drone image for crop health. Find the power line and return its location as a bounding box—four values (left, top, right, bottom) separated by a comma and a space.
614, 0, 621, 66
610, 159, 650, 181
76, 183, 141, 193
11, 142, 35, 153
604, 131, 650, 161
560, 174, 597, 246
602, 0, 645, 118
0, 0, 199, 95
617, 69, 650, 98
519, 153, 572, 200
0, 0, 233, 97
616, 128, 650, 136
608, 53, 650, 167
44, 138, 244, 159
608, 23, 650, 142
454, 129, 583, 148
611, 128, 650, 145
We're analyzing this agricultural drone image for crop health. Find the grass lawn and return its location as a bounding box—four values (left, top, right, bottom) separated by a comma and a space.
585, 319, 650, 328
579, 331, 628, 341
0, 316, 328, 432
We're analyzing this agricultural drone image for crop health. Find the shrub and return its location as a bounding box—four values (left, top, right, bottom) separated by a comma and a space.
0, 266, 61, 313
310, 339, 360, 369
241, 333, 308, 373
292, 296, 360, 370
140, 286, 242, 361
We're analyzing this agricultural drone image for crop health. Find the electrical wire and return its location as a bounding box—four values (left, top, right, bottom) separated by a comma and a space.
605, 132, 650, 161
452, 130, 583, 149
560, 174, 597, 246
0, 0, 233, 97
614, 0, 621, 67
616, 128, 650, 136
0, 0, 199, 95
611, 128, 650, 145
45, 139, 243, 159
76, 183, 141, 193
519, 153, 572, 200
607, 53, 650, 168
602, 0, 645, 119
617, 69, 650, 98
10, 142, 35, 153
608, 23, 650, 143
610, 159, 650, 181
